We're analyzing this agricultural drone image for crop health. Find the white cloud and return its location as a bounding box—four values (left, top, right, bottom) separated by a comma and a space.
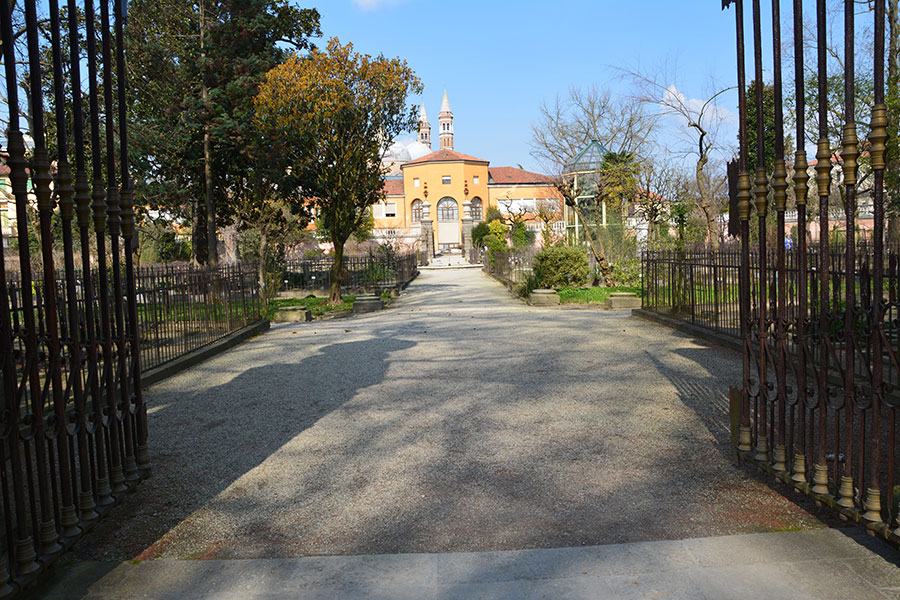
353, 0, 403, 10
660, 84, 736, 127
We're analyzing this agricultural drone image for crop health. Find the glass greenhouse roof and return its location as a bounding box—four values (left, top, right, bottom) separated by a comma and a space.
566, 139, 610, 173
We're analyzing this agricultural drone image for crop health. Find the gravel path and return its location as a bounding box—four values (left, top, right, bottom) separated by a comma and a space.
75, 269, 834, 561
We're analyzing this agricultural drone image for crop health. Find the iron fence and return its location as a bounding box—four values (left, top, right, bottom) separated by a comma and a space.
0, 0, 149, 594
481, 248, 539, 285
134, 263, 262, 371
281, 252, 418, 293
722, 0, 900, 545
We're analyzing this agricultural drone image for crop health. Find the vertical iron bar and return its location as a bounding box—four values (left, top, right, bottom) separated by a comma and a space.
100, 0, 129, 492
24, 0, 66, 556
752, 0, 770, 462
791, 0, 810, 485
864, 0, 887, 523
772, 0, 789, 473
0, 0, 41, 575
812, 0, 832, 496
732, 0, 754, 454
49, 0, 85, 539
69, 0, 101, 524
114, 0, 146, 478
86, 0, 116, 505
837, 0, 859, 510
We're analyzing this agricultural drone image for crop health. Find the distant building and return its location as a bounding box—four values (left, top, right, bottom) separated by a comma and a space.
373, 91, 564, 250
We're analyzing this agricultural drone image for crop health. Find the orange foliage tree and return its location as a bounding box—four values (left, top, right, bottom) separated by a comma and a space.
255, 38, 422, 303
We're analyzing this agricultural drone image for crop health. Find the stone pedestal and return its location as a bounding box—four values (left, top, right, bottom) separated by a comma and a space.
353, 295, 384, 314
461, 215, 473, 258
605, 292, 641, 310
530, 289, 560, 306
273, 306, 312, 322
420, 217, 434, 260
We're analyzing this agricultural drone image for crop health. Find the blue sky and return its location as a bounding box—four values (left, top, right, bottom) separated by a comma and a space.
316, 0, 767, 173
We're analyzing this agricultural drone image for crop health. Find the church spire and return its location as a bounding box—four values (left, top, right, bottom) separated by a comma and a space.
418, 104, 431, 149
438, 90, 454, 151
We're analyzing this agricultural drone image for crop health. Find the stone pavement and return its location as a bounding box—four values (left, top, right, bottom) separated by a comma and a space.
30, 529, 900, 599
31, 268, 900, 597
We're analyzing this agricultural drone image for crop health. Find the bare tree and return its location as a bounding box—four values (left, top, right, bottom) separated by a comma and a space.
530, 85, 659, 173
624, 65, 733, 250
535, 197, 560, 248
553, 177, 615, 284
635, 160, 679, 249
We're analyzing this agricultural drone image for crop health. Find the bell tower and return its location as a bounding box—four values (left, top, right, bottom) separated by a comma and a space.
418, 104, 431, 149
439, 90, 453, 151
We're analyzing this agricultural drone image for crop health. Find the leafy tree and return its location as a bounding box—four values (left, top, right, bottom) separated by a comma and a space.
471, 221, 491, 248
125, 0, 320, 265
255, 38, 422, 303
744, 80, 777, 172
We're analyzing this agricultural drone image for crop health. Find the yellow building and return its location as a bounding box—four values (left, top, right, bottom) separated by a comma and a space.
374, 91, 563, 252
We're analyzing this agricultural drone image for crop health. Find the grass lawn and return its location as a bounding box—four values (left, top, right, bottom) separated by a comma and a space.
557, 286, 643, 305
266, 291, 392, 320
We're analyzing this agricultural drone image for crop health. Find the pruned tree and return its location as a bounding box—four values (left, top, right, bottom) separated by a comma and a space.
530, 85, 659, 173
535, 197, 561, 248
553, 177, 614, 285
255, 38, 422, 303
635, 161, 679, 249
624, 65, 733, 250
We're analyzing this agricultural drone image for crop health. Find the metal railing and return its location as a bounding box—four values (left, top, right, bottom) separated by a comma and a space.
134, 263, 263, 371
281, 252, 418, 293
0, 0, 149, 594
481, 248, 539, 285
722, 0, 900, 543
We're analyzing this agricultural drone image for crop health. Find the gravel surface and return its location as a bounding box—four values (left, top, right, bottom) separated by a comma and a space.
74, 269, 834, 561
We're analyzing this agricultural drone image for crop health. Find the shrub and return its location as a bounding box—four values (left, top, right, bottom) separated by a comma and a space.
485, 207, 503, 223
609, 258, 642, 287
533, 246, 590, 290
471, 221, 490, 248
510, 222, 534, 249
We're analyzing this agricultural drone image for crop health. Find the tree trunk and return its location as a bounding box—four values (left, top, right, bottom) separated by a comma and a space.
329, 237, 344, 304
191, 196, 208, 265
258, 231, 269, 306
571, 202, 614, 285
200, 0, 218, 267
223, 225, 240, 264
696, 155, 720, 250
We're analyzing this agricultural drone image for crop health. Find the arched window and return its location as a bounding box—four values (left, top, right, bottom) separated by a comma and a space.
471, 197, 483, 221
437, 197, 458, 222
411, 199, 424, 222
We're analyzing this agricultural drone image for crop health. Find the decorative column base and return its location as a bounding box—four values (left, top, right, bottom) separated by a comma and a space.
738, 426, 752, 452
791, 453, 807, 484
836, 476, 855, 509
811, 463, 829, 495
773, 443, 787, 472
754, 434, 769, 462
862, 488, 883, 523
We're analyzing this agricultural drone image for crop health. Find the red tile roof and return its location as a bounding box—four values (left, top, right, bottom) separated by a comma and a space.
383, 179, 404, 196
402, 149, 489, 166
488, 167, 554, 185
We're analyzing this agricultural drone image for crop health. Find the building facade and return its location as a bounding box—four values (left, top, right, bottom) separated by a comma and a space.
373, 91, 564, 251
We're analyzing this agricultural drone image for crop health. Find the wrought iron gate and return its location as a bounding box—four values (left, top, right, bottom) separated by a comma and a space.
726, 0, 900, 542
0, 1, 147, 594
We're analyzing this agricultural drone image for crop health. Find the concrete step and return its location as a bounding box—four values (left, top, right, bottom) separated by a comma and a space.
30, 528, 900, 599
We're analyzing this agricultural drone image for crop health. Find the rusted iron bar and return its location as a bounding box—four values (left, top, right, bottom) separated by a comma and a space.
812, 0, 831, 496
791, 0, 810, 486
85, 0, 115, 509
865, 0, 888, 525
752, 0, 770, 462
837, 0, 859, 511
0, 0, 40, 581
772, 0, 789, 473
